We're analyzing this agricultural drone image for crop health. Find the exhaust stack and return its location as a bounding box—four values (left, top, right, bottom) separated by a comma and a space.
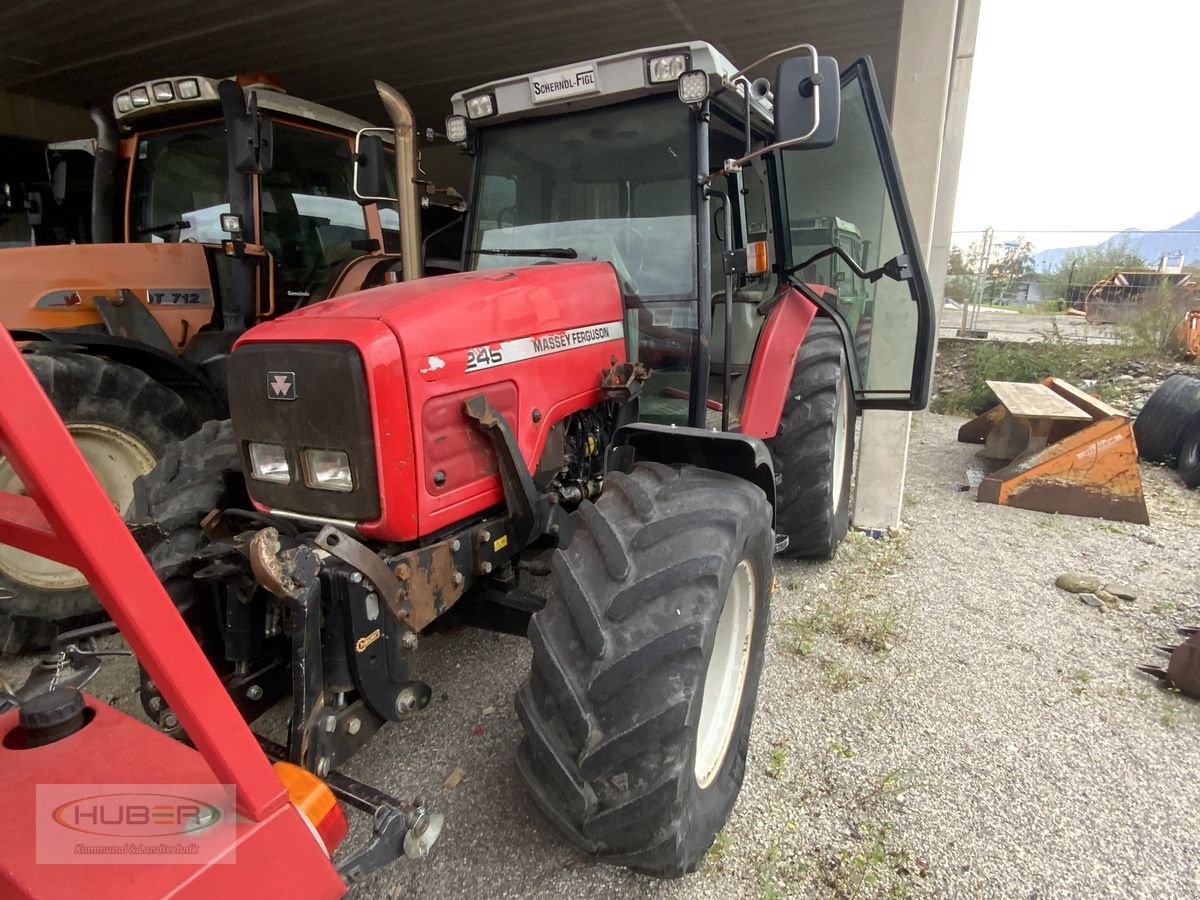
88, 104, 118, 243
374, 80, 423, 281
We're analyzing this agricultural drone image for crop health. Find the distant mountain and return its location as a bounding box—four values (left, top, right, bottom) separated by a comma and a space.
1033, 211, 1200, 270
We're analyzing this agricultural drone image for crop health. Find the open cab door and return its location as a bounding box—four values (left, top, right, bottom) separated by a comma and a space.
777, 58, 936, 410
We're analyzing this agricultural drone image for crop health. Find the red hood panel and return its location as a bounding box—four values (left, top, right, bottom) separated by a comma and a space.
249, 262, 622, 362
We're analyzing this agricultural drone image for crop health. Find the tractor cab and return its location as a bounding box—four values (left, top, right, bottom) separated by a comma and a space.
449, 43, 935, 428
111, 74, 407, 315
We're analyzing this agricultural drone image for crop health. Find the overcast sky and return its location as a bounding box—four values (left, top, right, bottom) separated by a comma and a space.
952, 0, 1200, 252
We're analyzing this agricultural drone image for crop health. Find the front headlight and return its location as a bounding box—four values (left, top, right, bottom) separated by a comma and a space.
303, 449, 353, 492
248, 442, 291, 483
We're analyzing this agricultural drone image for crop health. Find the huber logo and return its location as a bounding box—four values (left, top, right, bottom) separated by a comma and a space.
268, 370, 297, 400
37, 783, 237, 865
52, 793, 222, 837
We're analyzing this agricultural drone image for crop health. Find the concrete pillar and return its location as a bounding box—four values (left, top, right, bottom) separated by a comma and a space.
927, 0, 983, 326
852, 0, 980, 530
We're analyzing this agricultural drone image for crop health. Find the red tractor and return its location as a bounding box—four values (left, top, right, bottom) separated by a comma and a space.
26, 41, 935, 878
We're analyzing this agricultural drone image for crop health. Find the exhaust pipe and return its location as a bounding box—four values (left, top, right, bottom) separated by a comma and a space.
374, 80, 423, 281
88, 104, 118, 243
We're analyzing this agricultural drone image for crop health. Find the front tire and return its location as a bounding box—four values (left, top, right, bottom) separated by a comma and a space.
765, 318, 856, 558
516, 462, 773, 877
0, 352, 197, 650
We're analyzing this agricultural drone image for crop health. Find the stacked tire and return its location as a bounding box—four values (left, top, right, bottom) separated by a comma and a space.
1133, 374, 1200, 488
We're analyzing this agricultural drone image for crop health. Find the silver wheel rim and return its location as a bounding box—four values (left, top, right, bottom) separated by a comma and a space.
0, 424, 156, 591
694, 558, 756, 789
831, 369, 850, 505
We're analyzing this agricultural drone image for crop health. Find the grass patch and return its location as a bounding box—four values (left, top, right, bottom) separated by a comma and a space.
767, 744, 788, 779
782, 533, 911, 692
707, 829, 733, 866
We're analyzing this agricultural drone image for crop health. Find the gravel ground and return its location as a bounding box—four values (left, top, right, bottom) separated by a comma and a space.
3, 412, 1197, 898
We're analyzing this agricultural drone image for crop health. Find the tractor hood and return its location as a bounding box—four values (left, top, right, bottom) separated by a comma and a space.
240, 262, 624, 369
230, 262, 629, 542
2, 242, 216, 345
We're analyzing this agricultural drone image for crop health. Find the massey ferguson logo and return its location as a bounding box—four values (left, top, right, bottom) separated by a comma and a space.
268, 371, 296, 400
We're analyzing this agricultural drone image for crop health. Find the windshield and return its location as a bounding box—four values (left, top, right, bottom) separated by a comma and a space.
469, 95, 696, 300
130, 122, 229, 242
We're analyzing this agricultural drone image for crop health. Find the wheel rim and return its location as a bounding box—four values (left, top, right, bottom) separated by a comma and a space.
0, 424, 156, 591
831, 369, 850, 505
694, 558, 756, 789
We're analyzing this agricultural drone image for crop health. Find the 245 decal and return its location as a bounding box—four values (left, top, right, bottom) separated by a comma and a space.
465, 344, 504, 372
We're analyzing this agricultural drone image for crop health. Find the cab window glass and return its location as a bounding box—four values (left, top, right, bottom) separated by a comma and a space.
780, 73, 924, 399
260, 126, 369, 307
130, 123, 229, 243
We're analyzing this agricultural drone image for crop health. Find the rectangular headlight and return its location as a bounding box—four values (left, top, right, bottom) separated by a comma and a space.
465, 93, 495, 120
303, 448, 353, 492
152, 81, 174, 102
677, 70, 709, 104
115, 93, 133, 113
176, 78, 200, 100
248, 442, 291, 483
445, 115, 468, 143
130, 87, 151, 108
648, 53, 688, 83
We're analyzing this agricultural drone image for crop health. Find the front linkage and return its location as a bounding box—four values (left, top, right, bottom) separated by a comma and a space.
135, 393, 577, 878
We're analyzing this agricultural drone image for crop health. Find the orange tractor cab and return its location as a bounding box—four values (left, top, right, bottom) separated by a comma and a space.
0, 75, 459, 650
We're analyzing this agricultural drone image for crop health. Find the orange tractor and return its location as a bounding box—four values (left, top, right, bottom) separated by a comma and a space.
0, 74, 457, 650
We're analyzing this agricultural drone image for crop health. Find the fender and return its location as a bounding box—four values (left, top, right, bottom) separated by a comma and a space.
737, 285, 821, 439
611, 422, 777, 527
12, 328, 226, 417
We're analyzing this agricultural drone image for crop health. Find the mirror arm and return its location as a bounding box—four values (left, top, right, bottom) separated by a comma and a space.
786, 246, 912, 285
721, 43, 821, 89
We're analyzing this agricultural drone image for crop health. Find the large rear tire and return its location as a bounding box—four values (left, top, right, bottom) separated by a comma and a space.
516, 462, 773, 877
1134, 374, 1200, 465
0, 352, 196, 651
765, 318, 855, 559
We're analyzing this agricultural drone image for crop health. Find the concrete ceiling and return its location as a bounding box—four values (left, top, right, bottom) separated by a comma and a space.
1, 0, 903, 130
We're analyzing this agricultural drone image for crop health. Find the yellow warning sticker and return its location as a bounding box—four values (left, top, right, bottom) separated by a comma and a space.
493, 534, 509, 552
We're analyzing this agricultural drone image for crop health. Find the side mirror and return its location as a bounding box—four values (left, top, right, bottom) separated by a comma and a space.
353, 128, 396, 204
774, 54, 841, 150
229, 91, 274, 175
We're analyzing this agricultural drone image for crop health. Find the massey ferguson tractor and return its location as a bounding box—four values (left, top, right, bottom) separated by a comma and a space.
0, 73, 465, 650
16, 41, 934, 879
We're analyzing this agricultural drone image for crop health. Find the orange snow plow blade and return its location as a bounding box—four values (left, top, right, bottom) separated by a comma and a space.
958, 377, 1149, 525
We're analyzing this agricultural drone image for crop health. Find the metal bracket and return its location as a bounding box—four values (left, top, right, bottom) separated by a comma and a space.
91, 290, 177, 353
463, 394, 540, 542
463, 394, 575, 549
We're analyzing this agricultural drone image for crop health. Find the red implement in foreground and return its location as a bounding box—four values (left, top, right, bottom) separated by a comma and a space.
0, 325, 344, 899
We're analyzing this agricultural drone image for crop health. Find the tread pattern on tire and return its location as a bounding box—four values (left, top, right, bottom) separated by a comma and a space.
1176, 414, 1200, 489
0, 352, 197, 631
516, 463, 771, 877
130, 419, 247, 580
764, 317, 853, 558
1133, 374, 1200, 465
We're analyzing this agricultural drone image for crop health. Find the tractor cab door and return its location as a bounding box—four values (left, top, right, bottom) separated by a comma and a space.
778, 58, 935, 410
